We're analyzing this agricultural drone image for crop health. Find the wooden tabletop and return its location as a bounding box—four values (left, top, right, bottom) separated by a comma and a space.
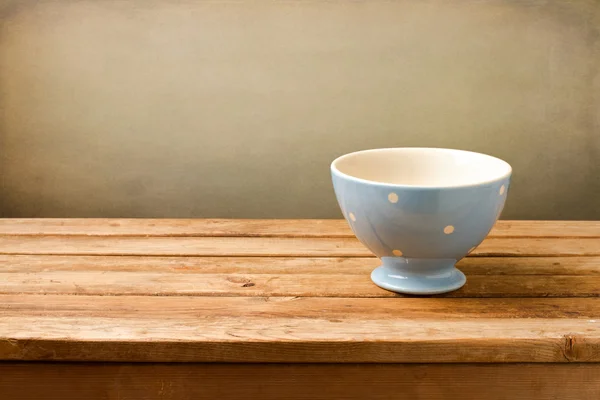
1, 219, 600, 364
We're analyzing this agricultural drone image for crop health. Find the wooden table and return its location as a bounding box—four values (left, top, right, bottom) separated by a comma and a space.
0, 219, 600, 399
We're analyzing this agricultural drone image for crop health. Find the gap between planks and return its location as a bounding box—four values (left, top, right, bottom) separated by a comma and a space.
0, 219, 598, 238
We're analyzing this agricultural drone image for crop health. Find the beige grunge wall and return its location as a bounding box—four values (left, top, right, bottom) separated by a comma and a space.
1, 0, 599, 219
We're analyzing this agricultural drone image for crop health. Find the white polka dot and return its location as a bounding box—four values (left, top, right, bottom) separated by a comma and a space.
499, 185, 505, 195
444, 225, 455, 234
349, 212, 356, 222
388, 192, 399, 203
392, 249, 403, 257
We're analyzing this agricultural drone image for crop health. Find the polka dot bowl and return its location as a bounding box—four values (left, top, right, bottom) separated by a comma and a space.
331, 148, 511, 295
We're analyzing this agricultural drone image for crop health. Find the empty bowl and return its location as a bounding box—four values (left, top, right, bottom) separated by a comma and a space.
331, 147, 511, 295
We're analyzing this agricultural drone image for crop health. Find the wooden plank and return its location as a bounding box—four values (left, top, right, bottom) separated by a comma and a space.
1, 363, 600, 400
0, 219, 598, 238
0, 219, 352, 238
1, 295, 600, 362
4, 316, 595, 362
0, 255, 599, 275
458, 256, 600, 276
3, 271, 600, 297
2, 295, 600, 319
0, 236, 597, 256
490, 220, 600, 238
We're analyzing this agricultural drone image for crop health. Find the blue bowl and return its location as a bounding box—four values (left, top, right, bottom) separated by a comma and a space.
331, 148, 511, 295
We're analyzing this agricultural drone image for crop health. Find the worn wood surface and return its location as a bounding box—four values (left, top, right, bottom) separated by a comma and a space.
1, 363, 600, 400
0, 219, 598, 237
1, 254, 599, 275
0, 219, 599, 364
1, 295, 600, 362
6, 271, 600, 297
0, 235, 598, 256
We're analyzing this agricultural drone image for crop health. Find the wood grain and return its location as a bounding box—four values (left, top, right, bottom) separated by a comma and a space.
0, 219, 598, 237
0, 317, 599, 362
1, 363, 600, 400
0, 219, 598, 366
0, 317, 600, 363
0, 254, 598, 275
0, 236, 597, 256
0, 219, 351, 238
4, 271, 600, 297
1, 295, 600, 362
2, 294, 599, 319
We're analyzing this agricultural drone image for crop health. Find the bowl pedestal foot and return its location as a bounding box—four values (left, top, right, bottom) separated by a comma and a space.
371, 257, 466, 295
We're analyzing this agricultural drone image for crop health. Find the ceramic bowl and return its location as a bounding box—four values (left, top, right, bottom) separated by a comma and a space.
331, 147, 511, 295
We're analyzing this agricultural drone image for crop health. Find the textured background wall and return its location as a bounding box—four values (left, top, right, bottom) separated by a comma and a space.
0, 0, 598, 219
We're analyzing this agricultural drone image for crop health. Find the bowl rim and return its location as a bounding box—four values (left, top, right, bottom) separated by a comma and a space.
330, 147, 512, 190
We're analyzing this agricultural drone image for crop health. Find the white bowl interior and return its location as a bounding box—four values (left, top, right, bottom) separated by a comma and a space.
332, 148, 511, 187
